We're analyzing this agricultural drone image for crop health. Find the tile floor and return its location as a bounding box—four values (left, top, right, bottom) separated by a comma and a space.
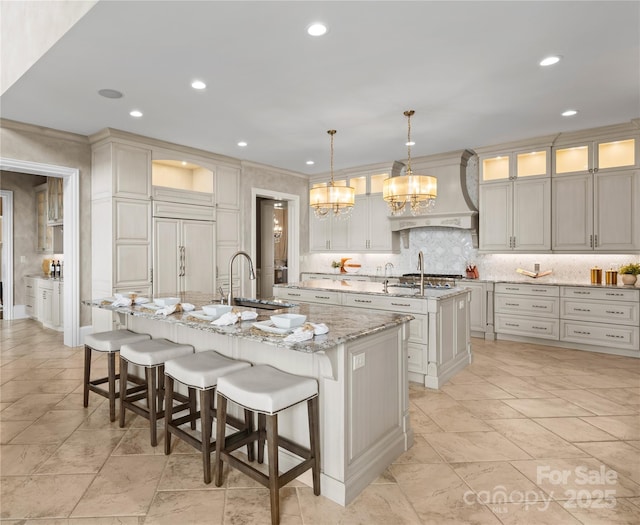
1, 318, 639, 524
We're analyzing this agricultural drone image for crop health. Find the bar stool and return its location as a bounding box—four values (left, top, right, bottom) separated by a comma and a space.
214, 365, 321, 525
83, 329, 150, 421
119, 338, 194, 446
163, 350, 253, 483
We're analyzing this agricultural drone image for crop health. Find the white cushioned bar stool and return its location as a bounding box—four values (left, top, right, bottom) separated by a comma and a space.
83, 329, 150, 421
214, 365, 320, 525
119, 338, 194, 446
164, 350, 253, 483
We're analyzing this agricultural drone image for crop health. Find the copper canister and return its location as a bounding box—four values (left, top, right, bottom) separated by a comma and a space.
605, 270, 617, 285
590, 266, 602, 284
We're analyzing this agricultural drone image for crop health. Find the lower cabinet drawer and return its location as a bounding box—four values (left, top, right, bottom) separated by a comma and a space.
560, 299, 639, 326
407, 343, 425, 373
495, 314, 559, 340
560, 320, 640, 351
273, 288, 340, 305
495, 294, 559, 318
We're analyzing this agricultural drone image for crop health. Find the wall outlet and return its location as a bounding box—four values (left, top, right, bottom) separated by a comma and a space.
353, 353, 366, 370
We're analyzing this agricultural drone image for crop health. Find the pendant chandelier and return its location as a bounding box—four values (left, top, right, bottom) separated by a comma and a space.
310, 130, 355, 220
383, 110, 437, 216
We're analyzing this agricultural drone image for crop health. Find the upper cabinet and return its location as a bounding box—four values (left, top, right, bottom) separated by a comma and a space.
47, 177, 63, 225
554, 136, 638, 175
480, 147, 550, 183
92, 141, 152, 200
35, 184, 52, 253
309, 167, 399, 252
477, 140, 553, 252
552, 126, 639, 252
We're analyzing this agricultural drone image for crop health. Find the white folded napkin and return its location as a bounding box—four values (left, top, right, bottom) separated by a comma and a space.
211, 310, 258, 326
134, 297, 149, 305
309, 322, 329, 335
239, 311, 258, 321
284, 327, 314, 343
112, 294, 132, 307
155, 303, 195, 317
212, 311, 240, 326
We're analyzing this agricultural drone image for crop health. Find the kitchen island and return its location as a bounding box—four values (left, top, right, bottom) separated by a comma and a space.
274, 280, 473, 388
88, 293, 413, 506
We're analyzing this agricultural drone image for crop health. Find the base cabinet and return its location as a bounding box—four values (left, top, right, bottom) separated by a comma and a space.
26, 277, 63, 331
274, 286, 472, 388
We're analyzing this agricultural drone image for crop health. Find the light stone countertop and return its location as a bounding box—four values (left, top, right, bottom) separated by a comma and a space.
277, 279, 471, 300
85, 292, 413, 354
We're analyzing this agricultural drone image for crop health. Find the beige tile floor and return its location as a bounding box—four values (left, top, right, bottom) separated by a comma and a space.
1, 318, 639, 524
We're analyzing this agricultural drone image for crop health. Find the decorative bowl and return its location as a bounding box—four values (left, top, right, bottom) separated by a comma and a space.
202, 304, 233, 317
153, 297, 180, 307
270, 313, 307, 329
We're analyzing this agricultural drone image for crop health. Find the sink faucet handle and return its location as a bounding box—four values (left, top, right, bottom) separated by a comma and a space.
218, 286, 226, 304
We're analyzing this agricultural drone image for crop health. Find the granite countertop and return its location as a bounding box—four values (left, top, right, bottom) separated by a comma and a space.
492, 279, 639, 290
85, 292, 413, 354
277, 279, 470, 300
26, 274, 64, 282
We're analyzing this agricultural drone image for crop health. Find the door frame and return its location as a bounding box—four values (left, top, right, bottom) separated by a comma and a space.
0, 157, 80, 347
0, 190, 14, 318
250, 188, 299, 297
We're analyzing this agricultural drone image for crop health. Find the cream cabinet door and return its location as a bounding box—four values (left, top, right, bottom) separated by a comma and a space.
347, 195, 369, 250
153, 218, 180, 296
552, 173, 593, 251
479, 182, 512, 251
594, 170, 639, 251
182, 220, 216, 296
114, 199, 151, 290
113, 143, 151, 199
513, 178, 550, 251
215, 166, 240, 209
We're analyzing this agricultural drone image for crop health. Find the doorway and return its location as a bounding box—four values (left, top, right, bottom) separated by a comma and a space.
0, 157, 80, 347
250, 189, 299, 300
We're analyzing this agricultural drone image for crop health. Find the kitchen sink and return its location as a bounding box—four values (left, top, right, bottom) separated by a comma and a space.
231, 298, 297, 310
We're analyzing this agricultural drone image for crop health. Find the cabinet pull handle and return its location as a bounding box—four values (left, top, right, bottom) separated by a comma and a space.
354, 299, 372, 303
531, 289, 548, 293
590, 234, 593, 248
574, 308, 591, 312
605, 334, 623, 339
391, 302, 411, 307
505, 302, 519, 307
505, 287, 519, 291
288, 292, 301, 297
605, 310, 623, 315
575, 330, 591, 335
594, 234, 598, 247
605, 292, 623, 297
574, 291, 590, 295
532, 326, 546, 330
315, 295, 331, 299
505, 322, 519, 327
532, 305, 547, 309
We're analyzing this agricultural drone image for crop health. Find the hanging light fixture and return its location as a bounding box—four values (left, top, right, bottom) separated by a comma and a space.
383, 110, 437, 216
310, 129, 355, 219
273, 216, 283, 242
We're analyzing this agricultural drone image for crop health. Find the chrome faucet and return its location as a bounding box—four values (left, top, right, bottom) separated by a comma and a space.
417, 251, 425, 296
227, 251, 256, 306
383, 279, 389, 293
384, 262, 394, 276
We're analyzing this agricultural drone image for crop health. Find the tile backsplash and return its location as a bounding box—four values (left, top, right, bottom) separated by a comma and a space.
302, 227, 639, 284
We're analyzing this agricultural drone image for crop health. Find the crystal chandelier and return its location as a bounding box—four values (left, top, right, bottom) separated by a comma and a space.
383, 110, 437, 216
273, 217, 282, 242
310, 130, 355, 220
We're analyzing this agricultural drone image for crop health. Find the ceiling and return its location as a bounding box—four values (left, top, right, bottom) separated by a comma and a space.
1, 1, 639, 175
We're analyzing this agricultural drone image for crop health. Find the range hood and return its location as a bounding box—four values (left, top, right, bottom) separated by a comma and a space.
388, 149, 478, 231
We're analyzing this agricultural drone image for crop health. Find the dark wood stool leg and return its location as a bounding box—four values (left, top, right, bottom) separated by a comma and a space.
147, 366, 158, 446
266, 414, 280, 525
214, 393, 227, 487
201, 389, 212, 483
164, 373, 174, 455
189, 388, 197, 430
257, 412, 266, 464
157, 364, 165, 414
107, 352, 117, 422
83, 345, 92, 408
119, 357, 129, 428
308, 397, 321, 495
246, 409, 255, 462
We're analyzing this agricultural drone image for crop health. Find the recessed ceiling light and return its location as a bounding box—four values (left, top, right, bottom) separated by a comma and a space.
191, 80, 206, 90
306, 160, 315, 165
540, 55, 561, 66
98, 88, 123, 99
181, 161, 187, 166
237, 141, 248, 147
129, 110, 143, 118
562, 109, 578, 117
405, 141, 415, 147
307, 23, 327, 36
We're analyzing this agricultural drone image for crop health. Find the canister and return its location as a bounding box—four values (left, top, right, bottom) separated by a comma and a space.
605, 270, 617, 285
590, 266, 602, 284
